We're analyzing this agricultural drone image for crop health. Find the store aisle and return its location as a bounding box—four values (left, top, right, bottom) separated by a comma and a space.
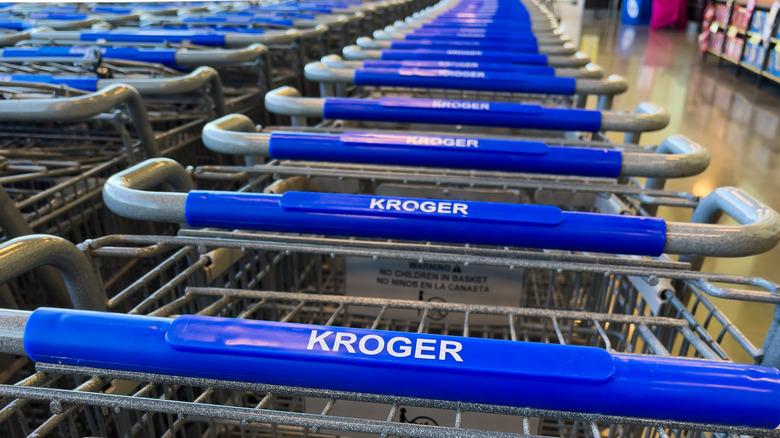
568, 12, 780, 362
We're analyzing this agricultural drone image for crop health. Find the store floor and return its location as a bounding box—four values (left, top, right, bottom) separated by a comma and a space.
561, 8, 780, 362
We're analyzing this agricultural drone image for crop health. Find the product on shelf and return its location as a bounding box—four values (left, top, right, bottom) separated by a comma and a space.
724, 34, 744, 60
751, 10, 767, 33
743, 39, 768, 68
770, 46, 780, 77
715, 3, 730, 26
710, 31, 725, 53
731, 6, 752, 29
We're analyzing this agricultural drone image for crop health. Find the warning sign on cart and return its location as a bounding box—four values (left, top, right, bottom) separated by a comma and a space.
345, 256, 524, 324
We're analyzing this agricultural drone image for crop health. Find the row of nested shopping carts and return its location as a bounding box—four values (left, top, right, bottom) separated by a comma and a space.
0, 1, 778, 438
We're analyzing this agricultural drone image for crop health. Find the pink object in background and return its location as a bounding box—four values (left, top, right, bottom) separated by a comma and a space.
650, 0, 687, 29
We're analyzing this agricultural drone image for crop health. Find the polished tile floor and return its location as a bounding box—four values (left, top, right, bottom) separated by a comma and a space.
562, 9, 780, 361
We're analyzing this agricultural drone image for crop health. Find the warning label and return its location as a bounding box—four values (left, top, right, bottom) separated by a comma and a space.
345, 257, 524, 324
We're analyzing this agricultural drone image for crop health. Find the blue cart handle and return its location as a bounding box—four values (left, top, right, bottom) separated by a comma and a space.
264, 86, 667, 133
0, 74, 98, 91
380, 25, 572, 45
105, 158, 779, 258
325, 96, 602, 131
341, 45, 593, 69
0, 44, 269, 70
304, 62, 627, 97
202, 114, 706, 179
202, 116, 622, 177
26, 28, 300, 48
356, 37, 578, 56
8, 307, 780, 428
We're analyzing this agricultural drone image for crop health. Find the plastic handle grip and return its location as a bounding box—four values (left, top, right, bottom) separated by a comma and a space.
93, 7, 134, 14
268, 131, 621, 177
362, 60, 555, 75
390, 39, 539, 53
353, 68, 576, 94
183, 191, 664, 255
28, 12, 89, 20
0, 20, 32, 31
406, 32, 538, 44
182, 16, 295, 26
421, 23, 533, 30
35, 7, 80, 13
409, 28, 536, 36
24, 307, 780, 428
379, 49, 549, 65
323, 97, 602, 132
1, 47, 178, 68
81, 30, 226, 46
0, 74, 98, 91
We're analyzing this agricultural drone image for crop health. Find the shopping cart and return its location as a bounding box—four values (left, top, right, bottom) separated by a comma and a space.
263, 86, 669, 144
25, 26, 330, 95
0, 225, 779, 437
0, 58, 225, 115
5, 42, 272, 116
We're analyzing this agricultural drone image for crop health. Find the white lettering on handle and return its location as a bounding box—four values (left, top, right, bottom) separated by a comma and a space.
405, 135, 479, 148
333, 332, 357, 353
414, 338, 437, 359
387, 336, 413, 357
369, 198, 468, 215
440, 340, 463, 361
307, 330, 333, 351
438, 70, 485, 78
306, 330, 464, 362
446, 49, 483, 55
431, 100, 490, 110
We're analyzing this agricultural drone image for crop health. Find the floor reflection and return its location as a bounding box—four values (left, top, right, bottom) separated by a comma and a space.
579, 13, 780, 360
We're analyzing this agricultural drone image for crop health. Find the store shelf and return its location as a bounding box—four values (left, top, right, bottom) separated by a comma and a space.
703, 0, 780, 88
763, 71, 780, 84
740, 62, 764, 74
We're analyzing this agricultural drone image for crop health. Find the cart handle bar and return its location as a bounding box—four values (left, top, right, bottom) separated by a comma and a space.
0, 83, 158, 157
100, 66, 226, 117
0, 236, 106, 311
355, 36, 579, 56
103, 158, 780, 258
341, 45, 592, 68
201, 114, 708, 179
264, 86, 669, 134
0, 307, 777, 428
303, 61, 627, 96
318, 54, 606, 80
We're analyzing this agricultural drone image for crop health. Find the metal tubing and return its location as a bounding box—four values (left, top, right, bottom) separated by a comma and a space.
202, 114, 269, 156
0, 185, 73, 308
664, 187, 780, 257
0, 309, 30, 355
0, 84, 159, 157
99, 66, 227, 117
624, 135, 711, 180
103, 158, 191, 224
601, 103, 670, 133
173, 43, 268, 67
264, 86, 325, 118
0, 235, 107, 311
